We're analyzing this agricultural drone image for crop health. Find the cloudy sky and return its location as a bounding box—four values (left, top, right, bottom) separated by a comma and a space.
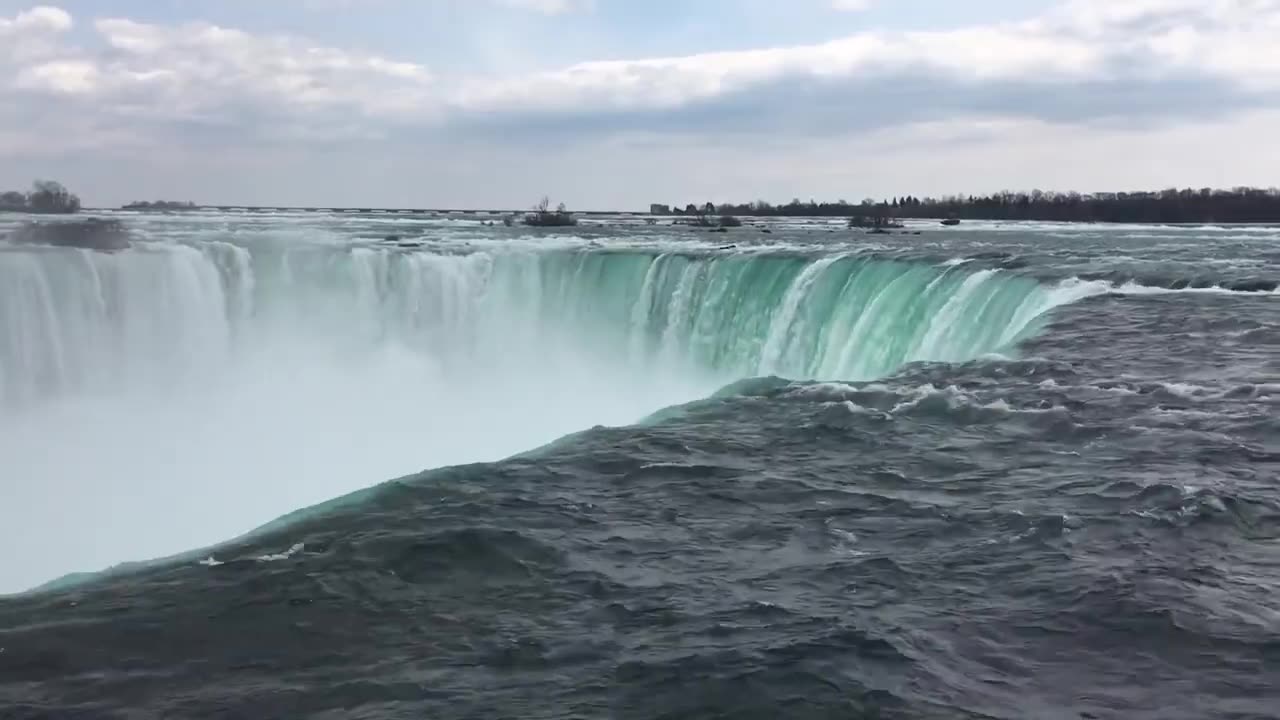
0, 0, 1277, 209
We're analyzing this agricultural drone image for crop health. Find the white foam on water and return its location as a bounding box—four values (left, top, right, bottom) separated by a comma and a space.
1111, 281, 1280, 296
256, 543, 305, 563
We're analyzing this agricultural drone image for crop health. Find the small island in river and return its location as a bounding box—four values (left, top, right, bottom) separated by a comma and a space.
0, 181, 81, 215
122, 200, 199, 211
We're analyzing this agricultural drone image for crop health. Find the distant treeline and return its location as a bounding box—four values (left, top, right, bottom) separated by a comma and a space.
672, 187, 1280, 224
0, 180, 81, 214
122, 200, 198, 210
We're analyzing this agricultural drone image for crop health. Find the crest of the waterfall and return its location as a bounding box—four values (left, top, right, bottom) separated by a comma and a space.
0, 244, 249, 407
0, 243, 1102, 409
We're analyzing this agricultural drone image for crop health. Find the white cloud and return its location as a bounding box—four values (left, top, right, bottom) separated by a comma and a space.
830, 0, 874, 11
12, 14, 436, 121
0, 5, 70, 32
450, 25, 1117, 120
453, 0, 1280, 119
0, 5, 73, 65
15, 60, 99, 94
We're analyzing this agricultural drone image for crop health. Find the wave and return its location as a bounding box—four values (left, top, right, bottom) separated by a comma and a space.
1072, 271, 1278, 294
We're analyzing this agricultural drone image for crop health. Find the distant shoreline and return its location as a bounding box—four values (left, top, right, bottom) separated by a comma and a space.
0, 208, 82, 215
7, 182, 1280, 226
117, 185, 1280, 225
678, 187, 1280, 225
10, 179, 1280, 224
64, 205, 1277, 226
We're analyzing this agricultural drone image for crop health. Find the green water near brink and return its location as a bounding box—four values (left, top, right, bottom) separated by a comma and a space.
175, 247, 1068, 384
0, 241, 1089, 441
2, 241, 1096, 406
340, 248, 1086, 382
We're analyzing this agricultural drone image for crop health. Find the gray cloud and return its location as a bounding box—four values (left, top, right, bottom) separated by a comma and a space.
446, 69, 1267, 144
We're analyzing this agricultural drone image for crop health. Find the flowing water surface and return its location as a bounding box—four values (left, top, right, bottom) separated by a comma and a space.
1, 212, 1277, 719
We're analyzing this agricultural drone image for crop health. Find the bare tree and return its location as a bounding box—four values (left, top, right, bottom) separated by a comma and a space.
523, 196, 578, 227
26, 180, 81, 214
0, 190, 26, 210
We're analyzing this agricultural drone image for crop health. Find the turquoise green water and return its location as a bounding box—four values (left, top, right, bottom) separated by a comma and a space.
406, 248, 1088, 382
1, 244, 1092, 405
